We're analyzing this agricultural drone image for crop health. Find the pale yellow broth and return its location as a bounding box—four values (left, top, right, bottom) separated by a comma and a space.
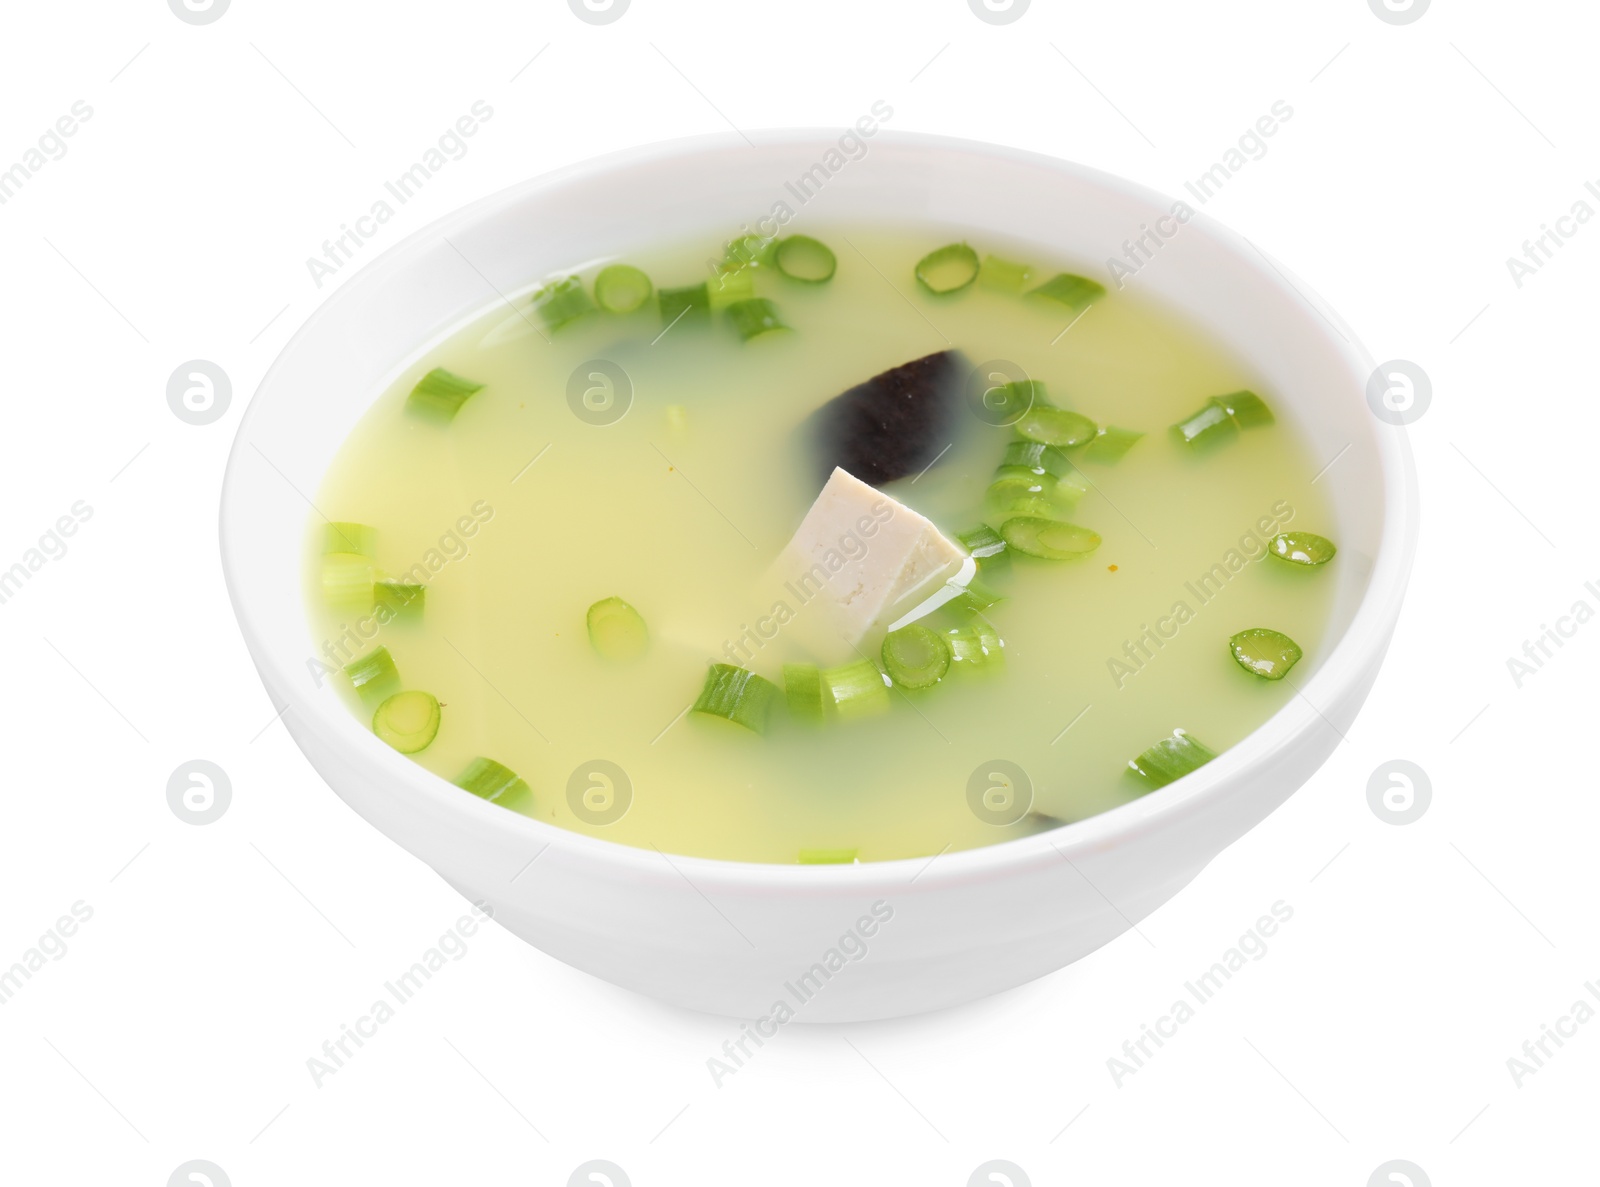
307, 225, 1337, 863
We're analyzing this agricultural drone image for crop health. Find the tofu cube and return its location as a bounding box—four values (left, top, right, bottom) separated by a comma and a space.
766, 467, 966, 664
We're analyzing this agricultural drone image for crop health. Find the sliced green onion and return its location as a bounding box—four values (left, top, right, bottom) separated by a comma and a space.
725, 297, 789, 341
594, 264, 653, 313
456, 756, 533, 813
1174, 392, 1275, 447
323, 521, 375, 556
1055, 464, 1092, 504
783, 663, 825, 724
1001, 440, 1052, 472
945, 576, 1005, 613
1229, 628, 1303, 680
692, 664, 778, 734
344, 646, 400, 706
1001, 378, 1048, 404
957, 524, 1009, 573
1127, 728, 1216, 789
774, 235, 837, 283
406, 368, 485, 421
321, 552, 374, 609
723, 234, 773, 269
989, 472, 1082, 520
944, 617, 1003, 667
659, 283, 710, 326
1268, 531, 1338, 566
1028, 273, 1106, 310
978, 254, 1035, 292
375, 580, 425, 620
1000, 517, 1101, 560
977, 379, 1040, 424
881, 624, 951, 690
531, 276, 595, 332
373, 690, 440, 753
1016, 405, 1098, 448
1083, 426, 1145, 464
914, 243, 980, 295
586, 596, 648, 660
708, 263, 756, 310
798, 848, 857, 864
821, 659, 890, 719
990, 494, 1057, 521
1214, 390, 1274, 428
1172, 399, 1237, 448
988, 468, 1055, 506
1001, 439, 1075, 478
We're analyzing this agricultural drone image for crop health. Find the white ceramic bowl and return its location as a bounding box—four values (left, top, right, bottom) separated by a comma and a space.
221, 130, 1416, 1023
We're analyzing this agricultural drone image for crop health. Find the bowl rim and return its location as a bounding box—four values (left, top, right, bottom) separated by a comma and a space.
221, 126, 1418, 891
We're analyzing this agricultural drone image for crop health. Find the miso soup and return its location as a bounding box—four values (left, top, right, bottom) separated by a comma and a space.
307, 225, 1339, 863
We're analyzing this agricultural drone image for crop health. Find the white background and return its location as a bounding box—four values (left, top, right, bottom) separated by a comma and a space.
1, 1, 1594, 1183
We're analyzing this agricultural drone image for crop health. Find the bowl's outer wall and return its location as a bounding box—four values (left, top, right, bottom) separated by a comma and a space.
224, 132, 1414, 1022
285, 632, 1386, 1022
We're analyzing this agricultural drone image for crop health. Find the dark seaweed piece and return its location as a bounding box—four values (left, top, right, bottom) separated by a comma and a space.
808, 350, 969, 486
